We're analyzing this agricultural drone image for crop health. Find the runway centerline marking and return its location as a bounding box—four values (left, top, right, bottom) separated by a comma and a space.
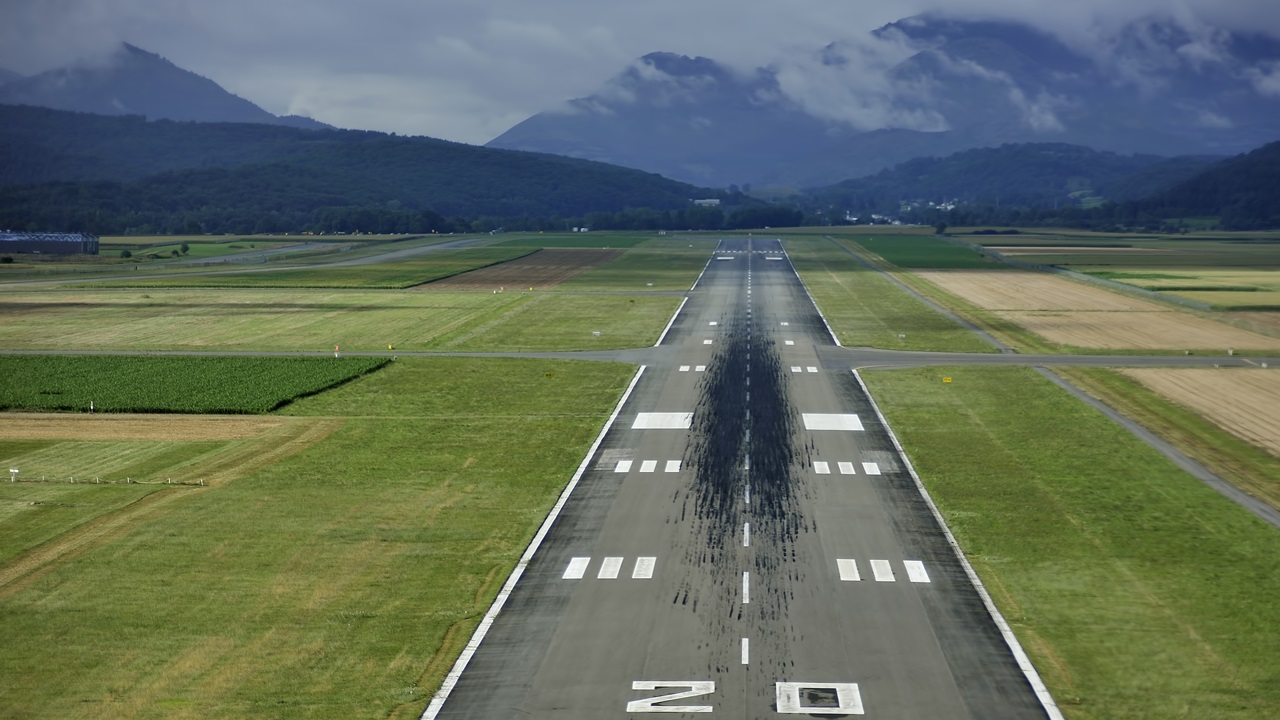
743, 522, 750, 547
742, 572, 750, 604
741, 638, 750, 665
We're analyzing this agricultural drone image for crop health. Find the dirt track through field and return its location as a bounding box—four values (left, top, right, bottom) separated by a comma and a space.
1118, 369, 1280, 458
917, 270, 1280, 350
0, 414, 292, 441
419, 248, 624, 290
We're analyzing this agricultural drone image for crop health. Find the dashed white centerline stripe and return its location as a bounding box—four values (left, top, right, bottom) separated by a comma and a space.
743, 523, 751, 547
632, 557, 656, 579
742, 572, 751, 604
563, 557, 590, 579
904, 560, 931, 583
598, 557, 623, 579
665, 460, 681, 473
871, 559, 895, 582
741, 637, 750, 665
640, 460, 658, 473
837, 559, 861, 582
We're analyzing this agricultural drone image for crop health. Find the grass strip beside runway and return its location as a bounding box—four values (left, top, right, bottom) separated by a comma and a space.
0, 357, 636, 720
863, 365, 1280, 720
783, 237, 997, 353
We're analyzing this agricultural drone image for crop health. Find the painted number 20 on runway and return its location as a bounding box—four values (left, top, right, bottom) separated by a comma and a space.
626, 681, 864, 714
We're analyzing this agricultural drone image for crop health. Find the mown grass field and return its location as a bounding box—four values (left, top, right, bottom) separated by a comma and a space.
557, 248, 710, 291
851, 234, 1001, 269
0, 356, 388, 413
0, 289, 677, 352
98, 247, 533, 289
495, 232, 650, 249
0, 357, 636, 720
782, 237, 996, 352
862, 366, 1280, 719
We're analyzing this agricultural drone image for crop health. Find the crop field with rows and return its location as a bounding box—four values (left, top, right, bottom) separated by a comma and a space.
0, 355, 389, 414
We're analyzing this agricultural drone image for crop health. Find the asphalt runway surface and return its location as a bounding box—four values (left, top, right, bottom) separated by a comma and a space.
424, 238, 1058, 718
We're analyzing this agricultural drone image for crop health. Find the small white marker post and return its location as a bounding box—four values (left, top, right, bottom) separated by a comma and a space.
9, 468, 17, 483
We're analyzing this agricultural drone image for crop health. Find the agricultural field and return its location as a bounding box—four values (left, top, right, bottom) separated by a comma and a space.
782, 237, 996, 352
557, 247, 711, 291
0, 357, 635, 720
913, 270, 1280, 351
0, 356, 388, 414
846, 234, 1001, 269
494, 232, 650, 249
0, 289, 678, 352
863, 365, 1280, 719
422, 248, 624, 290
92, 247, 533, 289
1116, 369, 1280, 458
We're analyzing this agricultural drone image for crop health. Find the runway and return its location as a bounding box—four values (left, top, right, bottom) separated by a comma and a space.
424, 238, 1057, 718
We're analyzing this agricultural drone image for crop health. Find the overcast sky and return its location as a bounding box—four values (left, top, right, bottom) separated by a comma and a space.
2, 0, 1278, 144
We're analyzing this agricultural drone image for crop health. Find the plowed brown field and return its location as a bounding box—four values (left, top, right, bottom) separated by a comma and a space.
421, 248, 624, 290
1118, 369, 1280, 457
917, 270, 1280, 350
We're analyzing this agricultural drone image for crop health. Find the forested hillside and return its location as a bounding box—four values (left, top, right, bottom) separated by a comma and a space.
0, 105, 722, 233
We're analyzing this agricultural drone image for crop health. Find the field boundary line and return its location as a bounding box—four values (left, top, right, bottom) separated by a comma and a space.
782, 244, 840, 347
655, 297, 689, 347
419, 364, 648, 720
851, 369, 1065, 720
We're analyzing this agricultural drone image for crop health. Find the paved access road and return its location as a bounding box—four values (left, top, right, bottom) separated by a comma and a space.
426, 238, 1054, 719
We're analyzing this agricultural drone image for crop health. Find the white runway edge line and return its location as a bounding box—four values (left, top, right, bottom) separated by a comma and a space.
687, 249, 718, 292
782, 245, 841, 347
850, 370, 1065, 720
654, 296, 689, 347
420, 365, 649, 720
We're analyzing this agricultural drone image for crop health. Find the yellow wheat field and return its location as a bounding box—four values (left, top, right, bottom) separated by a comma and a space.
1118, 369, 1280, 457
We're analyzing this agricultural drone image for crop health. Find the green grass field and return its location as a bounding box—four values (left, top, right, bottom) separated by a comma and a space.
851, 234, 1001, 269
0, 289, 677, 352
783, 237, 997, 352
94, 247, 533, 289
0, 356, 388, 413
862, 366, 1280, 719
494, 233, 650, 249
557, 248, 710, 291
0, 357, 636, 720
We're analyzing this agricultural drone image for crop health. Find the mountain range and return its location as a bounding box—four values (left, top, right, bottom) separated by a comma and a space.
488, 14, 1280, 188
0, 43, 328, 130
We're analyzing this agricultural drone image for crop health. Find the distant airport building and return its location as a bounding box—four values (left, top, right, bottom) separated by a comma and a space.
692, 198, 721, 207
0, 232, 99, 255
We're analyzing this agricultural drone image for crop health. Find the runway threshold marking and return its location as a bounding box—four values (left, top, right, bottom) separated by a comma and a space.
614, 460, 633, 473
814, 461, 831, 475
695, 365, 707, 372
563, 557, 590, 579
776, 682, 864, 715
837, 559, 860, 581
704, 339, 714, 345
665, 460, 682, 473
791, 366, 802, 373
862, 462, 881, 475
633, 557, 657, 579
680, 365, 691, 372
838, 462, 856, 475
562, 556, 658, 580
633, 412, 694, 429
639, 460, 658, 473
904, 560, 931, 583
870, 559, 895, 582
802, 414, 865, 431
807, 367, 819, 373
785, 340, 795, 346
598, 557, 624, 579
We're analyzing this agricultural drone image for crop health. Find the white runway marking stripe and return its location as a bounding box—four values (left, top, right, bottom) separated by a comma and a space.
791, 366, 802, 373
837, 558, 861, 581
703, 339, 713, 345
785, 340, 795, 346
871, 559, 895, 582
598, 557, 624, 579
632, 412, 693, 429
743, 522, 750, 547
838, 462, 856, 475
904, 560, 931, 583
709, 321, 718, 326
813, 461, 830, 475
802, 414, 865, 431
632, 557, 656, 579
563, 557, 590, 579
862, 462, 881, 475
741, 637, 750, 665
640, 460, 658, 473
695, 365, 707, 372
742, 572, 750, 604
781, 322, 790, 326
679, 365, 691, 372
806, 366, 819, 373
665, 460, 681, 473
614, 460, 633, 473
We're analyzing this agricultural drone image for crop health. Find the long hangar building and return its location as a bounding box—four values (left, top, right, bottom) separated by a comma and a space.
0, 232, 99, 255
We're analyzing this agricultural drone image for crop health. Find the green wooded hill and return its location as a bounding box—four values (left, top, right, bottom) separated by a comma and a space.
808, 143, 1219, 214
1132, 140, 1280, 230
0, 105, 717, 233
